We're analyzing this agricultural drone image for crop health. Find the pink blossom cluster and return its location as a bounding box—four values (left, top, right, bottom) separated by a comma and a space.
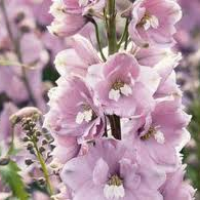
176, 0, 200, 52
44, 0, 194, 199
0, 0, 71, 114
0, 0, 66, 199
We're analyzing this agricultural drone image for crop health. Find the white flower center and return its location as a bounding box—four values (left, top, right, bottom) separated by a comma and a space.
79, 0, 97, 7
154, 130, 165, 144
49, 0, 66, 19
109, 80, 132, 102
103, 175, 125, 200
141, 126, 165, 144
143, 15, 159, 30
138, 12, 159, 31
75, 105, 93, 124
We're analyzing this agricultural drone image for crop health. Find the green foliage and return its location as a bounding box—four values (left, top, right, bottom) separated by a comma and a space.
185, 88, 200, 191
0, 160, 29, 200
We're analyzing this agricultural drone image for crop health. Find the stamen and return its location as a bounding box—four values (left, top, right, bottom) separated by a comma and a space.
112, 80, 125, 91
141, 126, 165, 144
109, 79, 132, 101
141, 126, 156, 141
137, 12, 159, 30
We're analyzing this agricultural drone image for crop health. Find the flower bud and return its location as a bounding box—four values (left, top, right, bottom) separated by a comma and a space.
0, 157, 10, 166
10, 107, 42, 125
25, 159, 34, 166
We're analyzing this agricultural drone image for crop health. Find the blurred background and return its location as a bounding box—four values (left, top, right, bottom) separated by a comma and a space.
0, 0, 200, 199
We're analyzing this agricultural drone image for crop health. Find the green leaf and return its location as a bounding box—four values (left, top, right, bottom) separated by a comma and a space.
0, 160, 29, 200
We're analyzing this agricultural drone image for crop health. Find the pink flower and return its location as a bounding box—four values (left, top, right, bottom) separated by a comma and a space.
78, 0, 106, 15
32, 191, 50, 200
48, 0, 105, 37
54, 35, 100, 77
44, 76, 105, 141
124, 96, 191, 172
160, 166, 196, 200
0, 34, 48, 110
0, 103, 18, 144
61, 139, 165, 200
52, 134, 81, 163
128, 0, 182, 47
132, 46, 182, 98
48, 15, 86, 37
87, 52, 160, 117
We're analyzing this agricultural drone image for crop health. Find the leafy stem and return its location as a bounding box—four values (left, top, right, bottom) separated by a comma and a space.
31, 136, 54, 196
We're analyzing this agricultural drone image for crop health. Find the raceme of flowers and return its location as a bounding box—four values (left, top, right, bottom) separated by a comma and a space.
44, 0, 196, 199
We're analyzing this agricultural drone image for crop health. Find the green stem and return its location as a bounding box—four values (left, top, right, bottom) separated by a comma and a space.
107, 0, 117, 54
7, 125, 15, 155
32, 139, 53, 196
106, 0, 121, 139
0, 0, 37, 106
118, 19, 129, 49
90, 18, 106, 61
124, 34, 129, 50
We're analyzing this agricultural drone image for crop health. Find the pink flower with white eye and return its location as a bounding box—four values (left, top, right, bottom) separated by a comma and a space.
128, 0, 182, 47
61, 139, 165, 200
54, 35, 100, 77
87, 52, 160, 117
44, 76, 105, 141
125, 96, 191, 172
160, 166, 196, 200
48, 0, 105, 37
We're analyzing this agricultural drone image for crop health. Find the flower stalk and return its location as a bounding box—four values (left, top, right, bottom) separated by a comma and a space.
107, 0, 121, 140
0, 0, 37, 106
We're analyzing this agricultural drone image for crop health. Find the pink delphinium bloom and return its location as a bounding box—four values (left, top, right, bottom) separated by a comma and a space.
52, 134, 81, 163
44, 76, 105, 140
0, 34, 48, 110
160, 166, 196, 200
61, 139, 165, 200
48, 0, 105, 37
0, 0, 49, 110
32, 191, 50, 200
128, 0, 182, 47
0, 103, 18, 143
125, 96, 191, 172
54, 35, 100, 77
26, 0, 53, 26
87, 52, 160, 117
133, 45, 182, 98
3, 0, 36, 35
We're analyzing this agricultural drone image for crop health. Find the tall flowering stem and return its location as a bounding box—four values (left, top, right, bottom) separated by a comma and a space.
107, 0, 117, 54
0, 0, 37, 106
107, 0, 121, 140
32, 137, 54, 196
45, 0, 196, 199
10, 108, 54, 197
